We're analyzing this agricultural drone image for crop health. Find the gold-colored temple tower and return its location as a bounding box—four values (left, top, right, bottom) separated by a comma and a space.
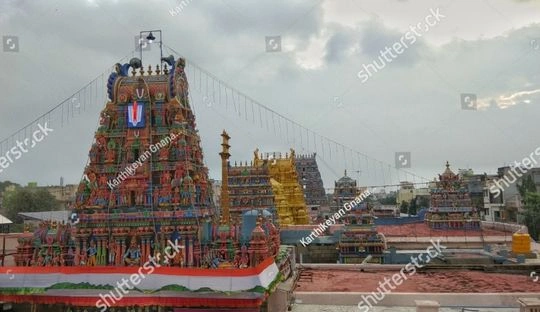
254, 149, 310, 225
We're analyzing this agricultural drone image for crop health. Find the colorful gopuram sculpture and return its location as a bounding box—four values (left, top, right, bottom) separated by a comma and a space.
12, 56, 280, 269
425, 161, 481, 230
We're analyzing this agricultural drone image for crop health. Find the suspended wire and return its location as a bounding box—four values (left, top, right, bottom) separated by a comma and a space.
3, 45, 430, 191
161, 54, 430, 183
0, 52, 135, 156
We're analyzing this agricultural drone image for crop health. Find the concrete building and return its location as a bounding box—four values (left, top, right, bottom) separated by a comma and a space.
372, 204, 399, 218
396, 182, 431, 208
209, 179, 221, 214
492, 166, 540, 222
396, 181, 414, 205
41, 184, 77, 210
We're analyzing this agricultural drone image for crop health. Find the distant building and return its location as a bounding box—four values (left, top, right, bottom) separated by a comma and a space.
493, 166, 540, 223
209, 179, 221, 215
1, 183, 76, 211
41, 184, 77, 209
484, 175, 505, 222
396, 181, 414, 205
372, 204, 399, 218
459, 170, 505, 222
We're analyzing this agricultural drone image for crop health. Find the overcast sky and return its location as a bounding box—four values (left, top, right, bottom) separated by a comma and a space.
1, 0, 540, 190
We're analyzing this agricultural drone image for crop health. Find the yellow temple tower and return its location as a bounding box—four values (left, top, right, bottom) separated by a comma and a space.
254, 149, 310, 225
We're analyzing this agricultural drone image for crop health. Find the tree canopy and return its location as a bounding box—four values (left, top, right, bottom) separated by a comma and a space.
521, 192, 540, 241
0, 181, 20, 193
3, 186, 60, 223
379, 194, 396, 205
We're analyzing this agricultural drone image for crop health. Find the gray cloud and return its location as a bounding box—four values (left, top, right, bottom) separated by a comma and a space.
358, 18, 428, 67
1, 0, 540, 190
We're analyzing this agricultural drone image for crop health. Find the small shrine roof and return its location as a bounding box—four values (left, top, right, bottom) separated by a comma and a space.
336, 170, 355, 185
0, 214, 12, 225
18, 210, 70, 223
243, 209, 272, 217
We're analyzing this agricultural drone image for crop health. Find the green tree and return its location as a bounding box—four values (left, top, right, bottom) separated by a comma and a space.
3, 187, 60, 223
517, 175, 537, 224
518, 175, 537, 198
408, 198, 418, 216
380, 194, 397, 205
399, 200, 409, 214
522, 192, 540, 241
0, 181, 20, 193
417, 196, 430, 209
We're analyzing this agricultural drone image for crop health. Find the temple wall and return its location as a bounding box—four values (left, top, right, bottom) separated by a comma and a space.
0, 260, 279, 292
482, 221, 528, 234
297, 244, 339, 263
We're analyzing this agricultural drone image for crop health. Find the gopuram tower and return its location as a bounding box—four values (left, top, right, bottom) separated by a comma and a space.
69, 56, 216, 267
4, 44, 283, 312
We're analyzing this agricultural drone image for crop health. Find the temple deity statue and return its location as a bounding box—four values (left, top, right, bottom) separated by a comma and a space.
86, 240, 97, 266
123, 238, 141, 266
108, 240, 117, 265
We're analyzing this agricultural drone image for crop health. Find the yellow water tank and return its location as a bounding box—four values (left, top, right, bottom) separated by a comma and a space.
512, 233, 531, 254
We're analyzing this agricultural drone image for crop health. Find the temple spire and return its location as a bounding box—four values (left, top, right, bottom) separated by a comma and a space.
219, 130, 231, 225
